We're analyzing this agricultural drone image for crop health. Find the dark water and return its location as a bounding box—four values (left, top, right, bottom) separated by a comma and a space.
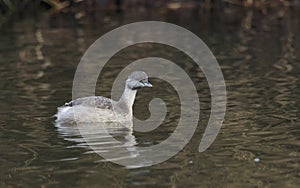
0, 7, 299, 187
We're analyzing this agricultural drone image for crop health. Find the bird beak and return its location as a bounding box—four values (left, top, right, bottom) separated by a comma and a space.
143, 81, 153, 87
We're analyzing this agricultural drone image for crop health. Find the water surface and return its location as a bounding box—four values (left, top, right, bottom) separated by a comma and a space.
0, 7, 299, 187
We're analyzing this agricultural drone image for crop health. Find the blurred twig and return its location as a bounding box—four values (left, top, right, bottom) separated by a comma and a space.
42, 0, 70, 11
2, 0, 14, 11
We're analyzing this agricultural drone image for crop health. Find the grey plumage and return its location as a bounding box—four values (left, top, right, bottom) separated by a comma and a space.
64, 96, 112, 109
55, 71, 152, 125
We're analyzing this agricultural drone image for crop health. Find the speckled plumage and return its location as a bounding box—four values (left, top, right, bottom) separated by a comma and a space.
55, 71, 152, 127
64, 96, 112, 109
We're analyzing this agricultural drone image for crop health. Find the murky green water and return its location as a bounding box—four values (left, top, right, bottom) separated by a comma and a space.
0, 7, 299, 187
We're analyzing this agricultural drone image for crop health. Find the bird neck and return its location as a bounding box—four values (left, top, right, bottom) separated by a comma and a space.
117, 86, 137, 112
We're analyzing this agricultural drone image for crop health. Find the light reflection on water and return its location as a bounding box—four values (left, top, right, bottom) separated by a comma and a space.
56, 123, 139, 165
0, 7, 299, 187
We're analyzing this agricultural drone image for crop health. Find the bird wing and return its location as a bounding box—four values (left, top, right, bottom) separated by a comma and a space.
64, 96, 112, 109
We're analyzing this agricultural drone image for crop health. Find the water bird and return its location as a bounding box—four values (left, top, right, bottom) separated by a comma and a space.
55, 71, 152, 128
